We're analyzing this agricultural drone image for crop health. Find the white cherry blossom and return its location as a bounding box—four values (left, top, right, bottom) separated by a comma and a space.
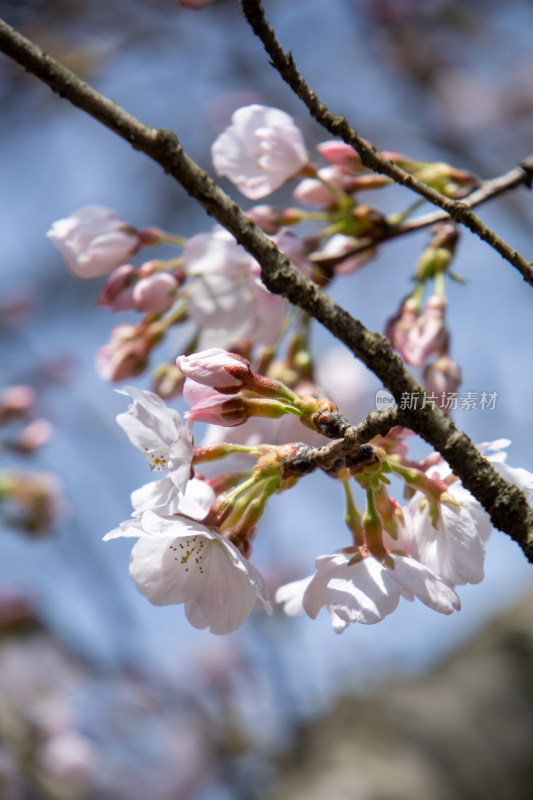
116, 386, 193, 488
404, 486, 487, 587
128, 511, 271, 634
405, 439, 533, 588
211, 105, 309, 199
276, 549, 460, 633
184, 227, 286, 348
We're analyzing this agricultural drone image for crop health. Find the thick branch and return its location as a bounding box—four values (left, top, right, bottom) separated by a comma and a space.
240, 0, 533, 286
1, 18, 532, 560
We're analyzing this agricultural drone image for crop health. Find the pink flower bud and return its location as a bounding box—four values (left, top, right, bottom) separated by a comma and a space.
47, 206, 141, 280
132, 272, 179, 313
402, 296, 448, 368
16, 419, 54, 452
151, 363, 186, 400
385, 298, 420, 353
97, 264, 137, 310
316, 140, 364, 169
424, 355, 462, 406
246, 205, 284, 234
0, 385, 36, 421
211, 105, 309, 199
293, 166, 354, 207
95, 325, 149, 382
176, 349, 251, 391
183, 380, 248, 426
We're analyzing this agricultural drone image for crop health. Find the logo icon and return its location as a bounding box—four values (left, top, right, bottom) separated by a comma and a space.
375, 389, 396, 410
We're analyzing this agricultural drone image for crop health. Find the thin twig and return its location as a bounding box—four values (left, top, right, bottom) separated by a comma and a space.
313, 158, 533, 269
0, 18, 532, 560
240, 0, 533, 285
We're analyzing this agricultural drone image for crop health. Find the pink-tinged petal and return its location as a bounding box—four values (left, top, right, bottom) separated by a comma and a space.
176, 349, 249, 389
47, 206, 140, 280
211, 105, 309, 199
132, 273, 178, 313
316, 140, 363, 168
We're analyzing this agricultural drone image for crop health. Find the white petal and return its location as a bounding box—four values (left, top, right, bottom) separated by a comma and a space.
116, 386, 189, 472
275, 576, 312, 616
131, 476, 182, 517
129, 532, 211, 605
103, 517, 144, 541
389, 555, 461, 614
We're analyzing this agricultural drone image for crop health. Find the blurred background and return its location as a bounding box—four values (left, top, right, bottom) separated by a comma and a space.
1, 0, 533, 797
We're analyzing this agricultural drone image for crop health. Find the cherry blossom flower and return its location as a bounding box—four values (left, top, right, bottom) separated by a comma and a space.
211, 105, 309, 199
184, 226, 286, 348
47, 206, 140, 280
116, 386, 193, 487
127, 511, 271, 634
403, 487, 487, 587
276, 549, 460, 632
409, 440, 533, 580
400, 439, 533, 587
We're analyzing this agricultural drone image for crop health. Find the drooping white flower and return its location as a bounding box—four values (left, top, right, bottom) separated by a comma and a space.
276, 549, 460, 633
211, 105, 309, 199
128, 511, 271, 634
404, 486, 487, 587
47, 206, 140, 280
116, 386, 193, 488
405, 439, 533, 587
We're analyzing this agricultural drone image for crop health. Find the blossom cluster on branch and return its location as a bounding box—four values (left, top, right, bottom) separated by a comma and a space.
1, 6, 532, 637
40, 100, 533, 635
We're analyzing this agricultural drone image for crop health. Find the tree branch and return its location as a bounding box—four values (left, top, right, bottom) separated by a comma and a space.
240, 0, 533, 286
313, 158, 533, 270
1, 17, 532, 560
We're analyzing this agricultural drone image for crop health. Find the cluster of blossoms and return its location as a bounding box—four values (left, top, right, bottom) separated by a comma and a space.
46, 103, 530, 635
47, 103, 475, 400
101, 348, 533, 635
